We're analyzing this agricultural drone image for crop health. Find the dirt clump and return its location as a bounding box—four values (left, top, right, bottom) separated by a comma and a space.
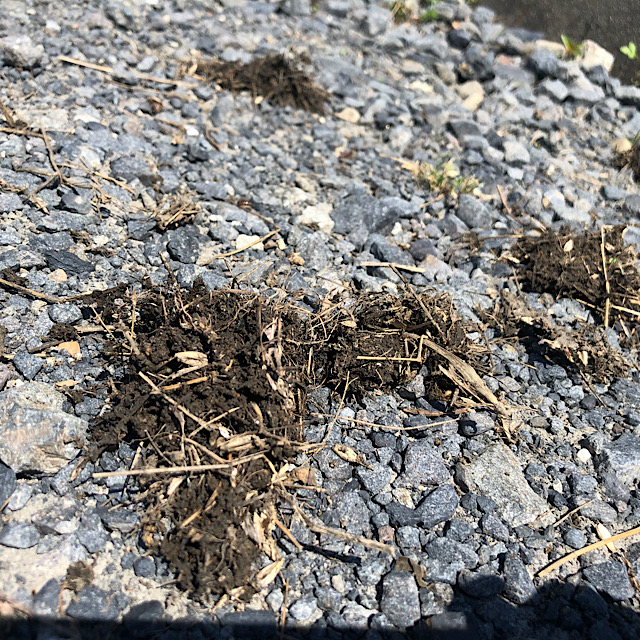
194, 53, 330, 114
478, 289, 629, 384
80, 279, 495, 599
512, 225, 640, 330
614, 136, 640, 182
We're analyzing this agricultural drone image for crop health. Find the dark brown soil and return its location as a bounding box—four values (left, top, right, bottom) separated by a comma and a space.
77, 279, 491, 599
478, 289, 629, 383
195, 53, 330, 114
512, 226, 640, 330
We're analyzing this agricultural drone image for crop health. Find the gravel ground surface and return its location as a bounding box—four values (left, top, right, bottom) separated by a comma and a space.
2, 1, 640, 639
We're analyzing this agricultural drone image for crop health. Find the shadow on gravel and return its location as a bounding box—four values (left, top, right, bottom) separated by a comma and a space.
3, 575, 640, 639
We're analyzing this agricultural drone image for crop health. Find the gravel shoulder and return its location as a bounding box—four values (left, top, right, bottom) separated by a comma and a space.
2, 1, 640, 639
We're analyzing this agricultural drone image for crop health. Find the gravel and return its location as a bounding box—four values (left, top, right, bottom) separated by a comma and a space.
1, 0, 640, 637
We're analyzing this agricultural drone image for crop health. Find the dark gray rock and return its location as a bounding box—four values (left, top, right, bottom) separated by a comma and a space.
456, 194, 495, 228
280, 0, 311, 17
0, 461, 16, 506
356, 464, 393, 495
44, 250, 95, 275
110, 156, 151, 183
133, 556, 156, 578
49, 303, 83, 324
426, 537, 479, 569
98, 506, 140, 533
417, 483, 459, 528
66, 586, 120, 621
456, 444, 547, 526
528, 48, 559, 78
323, 491, 370, 534
595, 433, 640, 486
61, 190, 93, 215
0, 34, 42, 68
76, 512, 109, 553
396, 440, 449, 488
480, 513, 509, 542
458, 569, 504, 598
459, 412, 495, 437
564, 527, 586, 549
380, 570, 420, 628
502, 554, 536, 604
12, 351, 44, 380
0, 382, 87, 473
32, 579, 62, 616
583, 561, 635, 601
448, 29, 471, 49
166, 227, 201, 263
0, 521, 41, 548
364, 6, 392, 38
331, 195, 418, 240
0, 193, 24, 213
449, 120, 482, 139
610, 378, 640, 408
409, 238, 437, 261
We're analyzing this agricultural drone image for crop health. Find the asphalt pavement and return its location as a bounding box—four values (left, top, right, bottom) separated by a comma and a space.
480, 0, 640, 84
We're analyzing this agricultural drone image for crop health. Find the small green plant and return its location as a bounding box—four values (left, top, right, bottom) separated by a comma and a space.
417, 158, 480, 196
420, 8, 439, 22
561, 34, 584, 58
620, 42, 638, 60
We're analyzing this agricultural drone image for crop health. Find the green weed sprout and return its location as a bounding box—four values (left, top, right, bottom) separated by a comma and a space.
561, 34, 584, 58
620, 42, 638, 60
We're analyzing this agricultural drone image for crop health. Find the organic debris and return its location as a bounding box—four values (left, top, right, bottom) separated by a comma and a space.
614, 136, 640, 182
194, 53, 329, 114
151, 195, 201, 231
80, 279, 495, 599
512, 226, 640, 329
478, 289, 629, 384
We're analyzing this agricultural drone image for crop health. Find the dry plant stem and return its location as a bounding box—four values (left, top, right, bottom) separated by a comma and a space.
0, 126, 45, 139
0, 277, 65, 303
91, 452, 266, 478
360, 261, 426, 274
58, 55, 197, 87
199, 228, 281, 265
139, 371, 227, 436
600, 226, 611, 328
552, 499, 595, 528
538, 524, 640, 578
422, 336, 509, 417
274, 518, 304, 551
292, 503, 396, 556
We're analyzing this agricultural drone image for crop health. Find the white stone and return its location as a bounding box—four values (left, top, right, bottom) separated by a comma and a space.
457, 80, 485, 111
577, 448, 592, 464
297, 203, 334, 234
580, 39, 615, 72
234, 234, 263, 252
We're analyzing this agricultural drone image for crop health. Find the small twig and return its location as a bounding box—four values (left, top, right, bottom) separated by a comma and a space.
58, 55, 198, 87
91, 452, 266, 478
274, 518, 303, 551
0, 126, 44, 139
600, 226, 611, 328
538, 524, 640, 578
199, 228, 281, 266
552, 499, 595, 528
279, 578, 289, 637
0, 277, 64, 303
360, 261, 425, 274
40, 122, 63, 181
